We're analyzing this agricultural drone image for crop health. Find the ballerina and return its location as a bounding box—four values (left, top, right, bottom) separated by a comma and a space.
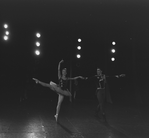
33, 60, 85, 122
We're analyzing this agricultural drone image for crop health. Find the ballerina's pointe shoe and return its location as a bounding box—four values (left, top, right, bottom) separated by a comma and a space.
54, 114, 58, 122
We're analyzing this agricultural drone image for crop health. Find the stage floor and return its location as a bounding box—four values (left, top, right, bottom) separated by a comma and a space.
0, 99, 148, 138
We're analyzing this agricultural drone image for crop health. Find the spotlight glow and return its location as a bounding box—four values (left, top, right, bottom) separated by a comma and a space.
111, 57, 115, 61
4, 24, 8, 29
76, 54, 81, 59
77, 46, 81, 50
112, 41, 116, 45
111, 48, 116, 53
35, 41, 40, 47
5, 31, 9, 35
35, 50, 40, 55
78, 38, 81, 42
3, 35, 8, 41
36, 33, 41, 38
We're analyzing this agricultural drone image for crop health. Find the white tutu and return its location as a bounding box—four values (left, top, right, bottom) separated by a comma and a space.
50, 81, 71, 96
50, 81, 59, 91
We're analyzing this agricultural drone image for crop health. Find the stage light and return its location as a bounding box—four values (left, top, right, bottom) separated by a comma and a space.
77, 46, 81, 50
76, 39, 82, 59
4, 24, 8, 29
111, 57, 115, 61
5, 31, 9, 35
35, 50, 40, 55
36, 33, 41, 38
78, 38, 81, 42
111, 48, 116, 53
35, 41, 40, 47
76, 54, 81, 59
112, 41, 116, 45
3, 35, 8, 41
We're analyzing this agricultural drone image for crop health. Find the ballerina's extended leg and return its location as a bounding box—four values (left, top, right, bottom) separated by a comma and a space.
50, 81, 72, 97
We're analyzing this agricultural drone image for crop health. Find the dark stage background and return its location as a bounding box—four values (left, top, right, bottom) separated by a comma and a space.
0, 0, 149, 108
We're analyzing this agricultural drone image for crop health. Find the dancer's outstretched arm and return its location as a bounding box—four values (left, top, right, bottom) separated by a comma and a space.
106, 74, 126, 78
33, 78, 51, 88
68, 76, 85, 80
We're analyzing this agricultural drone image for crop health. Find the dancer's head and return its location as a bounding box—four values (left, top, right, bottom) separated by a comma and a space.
97, 68, 102, 76
62, 68, 67, 77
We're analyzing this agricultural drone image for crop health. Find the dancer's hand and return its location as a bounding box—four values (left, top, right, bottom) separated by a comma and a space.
33, 78, 39, 84
115, 75, 119, 78
119, 74, 125, 77
85, 77, 88, 80
80, 76, 88, 80
60, 59, 64, 63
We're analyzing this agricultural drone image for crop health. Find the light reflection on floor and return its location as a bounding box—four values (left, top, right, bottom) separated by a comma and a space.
0, 99, 148, 138
26, 132, 46, 138
0, 116, 47, 138
23, 118, 46, 138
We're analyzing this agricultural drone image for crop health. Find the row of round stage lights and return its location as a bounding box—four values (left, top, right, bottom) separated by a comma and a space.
3, 23, 10, 41
34, 32, 41, 56
110, 41, 116, 61
76, 38, 82, 59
